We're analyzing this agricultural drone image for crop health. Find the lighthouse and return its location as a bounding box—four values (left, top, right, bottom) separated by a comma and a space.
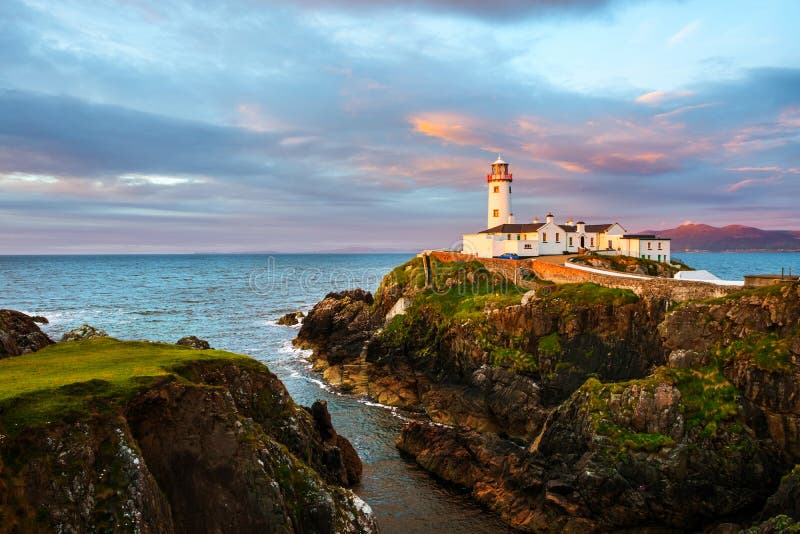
487, 154, 513, 228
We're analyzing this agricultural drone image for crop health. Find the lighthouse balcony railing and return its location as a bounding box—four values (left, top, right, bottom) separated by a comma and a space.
486, 173, 512, 182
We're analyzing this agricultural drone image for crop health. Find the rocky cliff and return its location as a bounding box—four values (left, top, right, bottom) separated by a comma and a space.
0, 328, 375, 533
0, 309, 53, 357
297, 256, 800, 531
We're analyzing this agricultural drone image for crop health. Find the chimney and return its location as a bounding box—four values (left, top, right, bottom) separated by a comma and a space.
577, 221, 586, 233
507, 213, 515, 224
546, 212, 554, 224
533, 216, 539, 223
566, 217, 574, 226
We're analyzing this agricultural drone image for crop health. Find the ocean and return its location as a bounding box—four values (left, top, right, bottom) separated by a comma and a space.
1, 251, 798, 532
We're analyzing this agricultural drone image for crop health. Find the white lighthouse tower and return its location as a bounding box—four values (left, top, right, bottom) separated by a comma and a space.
486, 154, 513, 228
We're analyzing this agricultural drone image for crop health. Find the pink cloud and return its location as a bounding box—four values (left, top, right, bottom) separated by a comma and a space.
408, 111, 484, 146
635, 90, 694, 105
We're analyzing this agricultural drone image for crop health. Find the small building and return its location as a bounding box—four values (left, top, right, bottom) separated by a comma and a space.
618, 234, 672, 263
462, 156, 671, 262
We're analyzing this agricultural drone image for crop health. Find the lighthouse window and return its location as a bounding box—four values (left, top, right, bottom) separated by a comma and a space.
493, 186, 499, 193
569, 237, 573, 246
492, 209, 499, 217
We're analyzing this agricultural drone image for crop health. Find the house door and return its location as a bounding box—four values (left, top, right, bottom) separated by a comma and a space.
580, 236, 585, 248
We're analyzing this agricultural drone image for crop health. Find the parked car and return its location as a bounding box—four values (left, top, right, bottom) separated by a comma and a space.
497, 253, 519, 260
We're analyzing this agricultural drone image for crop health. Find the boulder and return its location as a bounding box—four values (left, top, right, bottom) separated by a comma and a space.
176, 336, 211, 350
0, 309, 54, 357
61, 324, 109, 342
276, 311, 304, 326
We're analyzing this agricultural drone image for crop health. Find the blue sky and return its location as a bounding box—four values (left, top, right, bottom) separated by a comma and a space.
1, 0, 799, 253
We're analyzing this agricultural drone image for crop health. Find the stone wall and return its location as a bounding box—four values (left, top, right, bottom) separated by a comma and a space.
425, 250, 739, 302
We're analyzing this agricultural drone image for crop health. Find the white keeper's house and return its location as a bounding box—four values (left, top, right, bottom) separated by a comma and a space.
461, 155, 671, 262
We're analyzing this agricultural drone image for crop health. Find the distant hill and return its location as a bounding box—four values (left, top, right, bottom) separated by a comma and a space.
641, 224, 800, 252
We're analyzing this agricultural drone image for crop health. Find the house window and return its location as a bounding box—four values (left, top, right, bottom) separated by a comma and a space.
658, 242, 662, 250
509, 187, 511, 194
517, 235, 521, 240
493, 186, 499, 193
608, 240, 613, 249
658, 254, 661, 262
590, 237, 594, 246
493, 209, 499, 217
569, 237, 573, 247
647, 242, 652, 250
523, 234, 527, 240
507, 234, 511, 240
542, 232, 547, 242
555, 233, 560, 243
524, 244, 532, 249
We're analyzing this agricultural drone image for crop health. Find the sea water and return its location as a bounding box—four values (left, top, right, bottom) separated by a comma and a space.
2, 252, 798, 532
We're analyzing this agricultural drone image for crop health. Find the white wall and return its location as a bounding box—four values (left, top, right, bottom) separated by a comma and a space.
536, 222, 568, 255
462, 233, 495, 258
486, 180, 511, 229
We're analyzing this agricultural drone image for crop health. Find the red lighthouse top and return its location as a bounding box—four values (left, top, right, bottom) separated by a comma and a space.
487, 154, 512, 183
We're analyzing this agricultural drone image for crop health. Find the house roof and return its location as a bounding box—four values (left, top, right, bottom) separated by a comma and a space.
556, 223, 614, 233
622, 234, 671, 240
480, 223, 545, 234
479, 222, 622, 235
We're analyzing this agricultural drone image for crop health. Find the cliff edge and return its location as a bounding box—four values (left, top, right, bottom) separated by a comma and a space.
0, 332, 375, 533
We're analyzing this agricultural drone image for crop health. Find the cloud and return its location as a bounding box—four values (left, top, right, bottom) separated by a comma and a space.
654, 102, 720, 119
408, 112, 484, 146
286, 0, 640, 21
668, 19, 702, 46
635, 90, 694, 105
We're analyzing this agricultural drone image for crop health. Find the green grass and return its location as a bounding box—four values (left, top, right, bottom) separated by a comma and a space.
703, 280, 797, 305
539, 282, 639, 307
538, 332, 562, 356
714, 331, 795, 373
491, 347, 538, 374
0, 338, 253, 434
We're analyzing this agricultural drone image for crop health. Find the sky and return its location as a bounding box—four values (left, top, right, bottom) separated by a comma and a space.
1, 0, 799, 253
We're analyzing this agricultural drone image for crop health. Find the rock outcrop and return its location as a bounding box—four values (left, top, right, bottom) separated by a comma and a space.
61, 323, 109, 342
0, 338, 375, 533
0, 309, 53, 357
277, 311, 305, 326
175, 335, 211, 350
298, 254, 800, 532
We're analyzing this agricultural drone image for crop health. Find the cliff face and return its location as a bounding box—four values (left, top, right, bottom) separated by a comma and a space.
297, 258, 668, 441
0, 338, 374, 533
297, 256, 800, 531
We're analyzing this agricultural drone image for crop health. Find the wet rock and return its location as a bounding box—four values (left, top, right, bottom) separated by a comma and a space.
61, 323, 109, 342
30, 315, 49, 324
276, 311, 304, 326
176, 335, 211, 350
0, 309, 54, 357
